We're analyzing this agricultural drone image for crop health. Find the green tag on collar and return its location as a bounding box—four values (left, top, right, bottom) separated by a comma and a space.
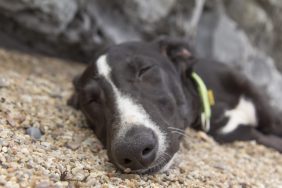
191, 72, 212, 132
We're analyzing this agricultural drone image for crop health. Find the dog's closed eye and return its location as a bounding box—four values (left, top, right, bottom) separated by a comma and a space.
137, 65, 156, 79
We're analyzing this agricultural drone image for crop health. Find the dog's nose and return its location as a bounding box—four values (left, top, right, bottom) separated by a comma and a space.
113, 127, 158, 170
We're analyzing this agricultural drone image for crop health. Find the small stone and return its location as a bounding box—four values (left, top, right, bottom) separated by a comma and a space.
179, 166, 186, 174
213, 163, 228, 171
0, 78, 9, 88
0, 97, 5, 103
36, 181, 51, 188
49, 88, 63, 98
2, 147, 8, 153
5, 181, 19, 188
41, 142, 51, 149
197, 131, 213, 143
124, 168, 131, 173
66, 134, 88, 150
7, 168, 15, 173
66, 141, 81, 150
7, 116, 16, 127
26, 127, 43, 140
71, 167, 88, 181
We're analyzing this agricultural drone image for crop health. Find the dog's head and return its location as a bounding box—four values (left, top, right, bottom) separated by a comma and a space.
68, 38, 200, 174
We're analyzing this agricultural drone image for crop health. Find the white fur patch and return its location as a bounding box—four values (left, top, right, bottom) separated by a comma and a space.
96, 55, 167, 160
219, 96, 257, 134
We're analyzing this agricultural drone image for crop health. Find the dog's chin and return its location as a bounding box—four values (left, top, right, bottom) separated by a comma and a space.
115, 154, 175, 175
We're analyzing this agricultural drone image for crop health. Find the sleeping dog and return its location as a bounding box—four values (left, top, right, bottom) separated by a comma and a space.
68, 38, 282, 174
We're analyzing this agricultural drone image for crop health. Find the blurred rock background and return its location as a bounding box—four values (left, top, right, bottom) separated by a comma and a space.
0, 0, 281, 111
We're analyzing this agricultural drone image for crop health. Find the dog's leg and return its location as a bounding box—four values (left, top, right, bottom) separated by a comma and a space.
214, 126, 258, 143
269, 111, 282, 137
254, 103, 282, 138
249, 88, 282, 137
251, 128, 282, 153
215, 126, 282, 152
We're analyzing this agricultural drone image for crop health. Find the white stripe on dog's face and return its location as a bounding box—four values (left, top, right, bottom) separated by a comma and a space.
220, 96, 257, 134
96, 55, 167, 159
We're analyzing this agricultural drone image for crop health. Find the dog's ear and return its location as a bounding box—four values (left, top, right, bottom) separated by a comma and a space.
67, 75, 81, 109
156, 37, 196, 75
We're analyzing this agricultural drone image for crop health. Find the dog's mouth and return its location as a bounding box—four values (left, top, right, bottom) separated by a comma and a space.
115, 154, 174, 175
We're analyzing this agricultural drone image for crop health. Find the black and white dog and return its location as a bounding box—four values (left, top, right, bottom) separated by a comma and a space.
68, 38, 282, 174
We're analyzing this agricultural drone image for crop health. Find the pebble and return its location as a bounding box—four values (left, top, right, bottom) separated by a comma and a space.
1, 97, 5, 103
124, 168, 131, 173
66, 140, 81, 150
0, 77, 9, 88
71, 167, 88, 181
213, 163, 228, 171
2, 146, 8, 153
36, 181, 51, 188
26, 127, 42, 140
5, 181, 19, 188
49, 88, 63, 98
41, 142, 51, 149
21, 147, 29, 154
197, 131, 214, 143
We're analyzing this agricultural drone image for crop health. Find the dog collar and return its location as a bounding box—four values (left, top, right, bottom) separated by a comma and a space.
191, 72, 215, 132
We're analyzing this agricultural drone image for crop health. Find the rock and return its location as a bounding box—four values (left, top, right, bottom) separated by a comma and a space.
35, 181, 52, 188
117, 0, 176, 24
0, 0, 78, 35
66, 141, 81, 151
65, 133, 89, 150
224, 0, 274, 54
5, 181, 20, 188
197, 131, 214, 143
85, 0, 141, 43
2, 146, 8, 153
0, 78, 9, 88
71, 167, 89, 181
212, 11, 253, 65
0, 0, 198, 62
196, 2, 282, 111
0, 0, 282, 82
124, 168, 132, 173
0, 0, 94, 62
253, 0, 282, 71
213, 162, 228, 171
26, 127, 42, 140
49, 88, 63, 99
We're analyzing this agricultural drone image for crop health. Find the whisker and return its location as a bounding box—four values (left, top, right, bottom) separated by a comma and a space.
158, 156, 166, 163
167, 127, 186, 133
158, 153, 170, 163
170, 130, 190, 139
163, 152, 172, 159
167, 126, 181, 130
143, 153, 171, 174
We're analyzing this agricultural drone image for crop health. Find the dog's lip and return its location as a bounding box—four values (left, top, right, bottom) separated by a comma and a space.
115, 155, 171, 175
138, 158, 169, 174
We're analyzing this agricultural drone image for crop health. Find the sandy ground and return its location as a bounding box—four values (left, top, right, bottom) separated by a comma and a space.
0, 48, 282, 188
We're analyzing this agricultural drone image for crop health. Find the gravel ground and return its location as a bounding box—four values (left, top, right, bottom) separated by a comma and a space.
0, 48, 282, 188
